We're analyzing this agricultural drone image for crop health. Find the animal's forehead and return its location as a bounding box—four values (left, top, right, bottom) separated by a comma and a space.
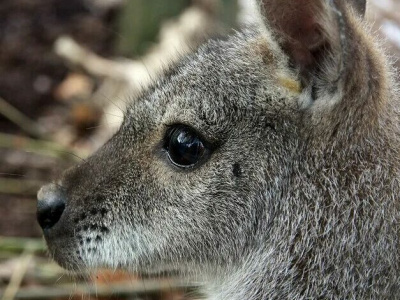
125, 29, 300, 132
145, 30, 282, 110
162, 32, 266, 99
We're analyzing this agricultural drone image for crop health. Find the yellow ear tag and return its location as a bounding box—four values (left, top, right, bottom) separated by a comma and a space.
278, 77, 302, 94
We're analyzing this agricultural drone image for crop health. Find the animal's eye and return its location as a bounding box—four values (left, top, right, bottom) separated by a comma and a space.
164, 126, 207, 168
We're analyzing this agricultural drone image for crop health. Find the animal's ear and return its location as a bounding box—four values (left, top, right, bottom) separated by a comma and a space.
258, 0, 366, 86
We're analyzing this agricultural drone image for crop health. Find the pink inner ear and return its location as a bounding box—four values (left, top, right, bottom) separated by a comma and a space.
261, 0, 325, 68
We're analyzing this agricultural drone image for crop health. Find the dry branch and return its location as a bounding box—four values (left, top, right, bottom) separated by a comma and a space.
0, 278, 198, 300
54, 5, 219, 144
0, 178, 45, 196
0, 133, 84, 161
1, 243, 35, 300
0, 237, 45, 254
0, 97, 45, 139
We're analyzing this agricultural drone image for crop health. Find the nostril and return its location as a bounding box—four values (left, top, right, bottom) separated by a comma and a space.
37, 184, 66, 230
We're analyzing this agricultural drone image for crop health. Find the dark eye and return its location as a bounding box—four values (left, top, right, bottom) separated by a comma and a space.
164, 126, 207, 168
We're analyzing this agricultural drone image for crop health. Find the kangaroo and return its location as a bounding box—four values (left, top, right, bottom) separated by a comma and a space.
37, 0, 400, 299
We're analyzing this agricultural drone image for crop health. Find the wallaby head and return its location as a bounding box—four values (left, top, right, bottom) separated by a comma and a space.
37, 0, 400, 299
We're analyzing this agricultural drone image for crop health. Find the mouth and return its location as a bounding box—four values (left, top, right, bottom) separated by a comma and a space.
43, 221, 115, 272
44, 233, 83, 270
37, 183, 117, 271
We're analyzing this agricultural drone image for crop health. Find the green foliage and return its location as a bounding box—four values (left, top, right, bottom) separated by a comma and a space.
116, 0, 238, 57
116, 0, 190, 56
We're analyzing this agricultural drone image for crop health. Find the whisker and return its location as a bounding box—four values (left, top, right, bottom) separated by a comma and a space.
103, 112, 124, 119
108, 99, 125, 114
86, 122, 121, 130
55, 150, 87, 163
55, 273, 65, 284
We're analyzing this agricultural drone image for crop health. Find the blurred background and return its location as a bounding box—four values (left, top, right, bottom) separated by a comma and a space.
0, 0, 399, 299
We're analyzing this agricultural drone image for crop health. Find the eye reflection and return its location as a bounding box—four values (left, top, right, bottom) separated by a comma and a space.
165, 126, 207, 168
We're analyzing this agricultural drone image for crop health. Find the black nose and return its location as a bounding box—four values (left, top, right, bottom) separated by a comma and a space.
37, 184, 66, 230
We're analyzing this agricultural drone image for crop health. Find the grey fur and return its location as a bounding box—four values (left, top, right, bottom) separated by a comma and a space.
38, 0, 400, 299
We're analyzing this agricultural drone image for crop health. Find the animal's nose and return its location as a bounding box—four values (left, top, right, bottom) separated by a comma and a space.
37, 183, 66, 230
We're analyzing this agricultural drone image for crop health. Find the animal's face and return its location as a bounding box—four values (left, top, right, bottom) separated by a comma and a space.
38, 1, 393, 295
38, 30, 302, 273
